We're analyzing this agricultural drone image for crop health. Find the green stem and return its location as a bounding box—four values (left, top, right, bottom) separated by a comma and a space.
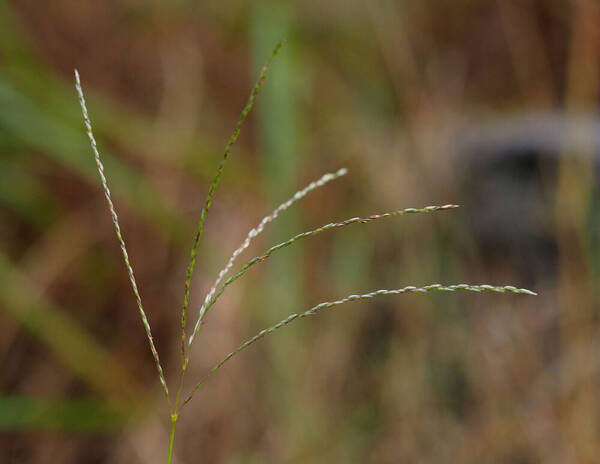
166, 414, 178, 464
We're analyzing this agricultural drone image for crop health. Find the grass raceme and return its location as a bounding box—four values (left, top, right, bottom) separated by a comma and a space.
75, 41, 536, 463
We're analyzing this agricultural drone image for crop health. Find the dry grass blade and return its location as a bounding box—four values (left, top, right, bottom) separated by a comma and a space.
74, 69, 170, 405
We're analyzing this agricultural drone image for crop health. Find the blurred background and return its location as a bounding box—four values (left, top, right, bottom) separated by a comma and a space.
1, 0, 599, 462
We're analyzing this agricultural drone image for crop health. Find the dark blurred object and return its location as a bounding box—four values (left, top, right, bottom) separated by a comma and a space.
457, 112, 600, 285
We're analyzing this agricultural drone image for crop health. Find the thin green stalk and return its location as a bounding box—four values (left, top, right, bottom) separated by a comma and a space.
176, 41, 284, 398
74, 70, 170, 407
181, 283, 536, 408
166, 414, 177, 464
188, 204, 459, 345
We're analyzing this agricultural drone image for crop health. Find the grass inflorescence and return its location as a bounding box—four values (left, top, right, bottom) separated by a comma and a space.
75, 42, 535, 463
74, 69, 171, 407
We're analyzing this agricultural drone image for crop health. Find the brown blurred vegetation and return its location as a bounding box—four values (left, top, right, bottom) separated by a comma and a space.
1, 0, 600, 462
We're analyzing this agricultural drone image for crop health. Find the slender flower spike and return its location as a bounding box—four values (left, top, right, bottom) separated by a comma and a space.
194, 168, 348, 343
182, 283, 536, 408
179, 40, 284, 359
74, 70, 170, 405
170, 41, 285, 419
189, 204, 460, 345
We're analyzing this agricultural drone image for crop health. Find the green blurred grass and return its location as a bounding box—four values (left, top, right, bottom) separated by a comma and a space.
1, 0, 600, 463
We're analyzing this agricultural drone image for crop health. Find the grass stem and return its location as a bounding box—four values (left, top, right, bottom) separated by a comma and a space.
166, 414, 177, 464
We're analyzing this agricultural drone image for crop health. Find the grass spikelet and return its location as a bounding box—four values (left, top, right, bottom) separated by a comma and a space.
75, 40, 537, 463
189, 204, 459, 344
182, 283, 536, 407
74, 69, 170, 405
190, 167, 348, 345
178, 40, 284, 365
